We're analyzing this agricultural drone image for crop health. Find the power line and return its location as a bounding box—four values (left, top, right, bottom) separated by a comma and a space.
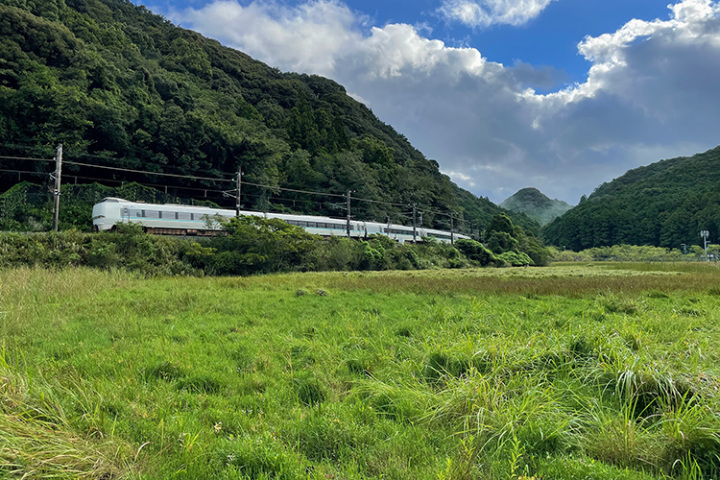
2, 151, 465, 229
3, 155, 417, 208
67, 151, 224, 177
0, 155, 53, 162
0, 168, 50, 176
240, 180, 346, 198
63, 160, 234, 183
421, 207, 458, 219
70, 176, 228, 195
352, 196, 406, 208
0, 143, 57, 153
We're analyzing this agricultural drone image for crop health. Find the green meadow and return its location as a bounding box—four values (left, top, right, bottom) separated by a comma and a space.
2, 263, 720, 479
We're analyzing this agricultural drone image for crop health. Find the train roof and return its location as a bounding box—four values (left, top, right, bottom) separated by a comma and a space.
95, 198, 468, 235
98, 198, 349, 223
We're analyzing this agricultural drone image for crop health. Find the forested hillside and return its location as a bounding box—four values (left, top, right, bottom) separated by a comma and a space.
544, 146, 720, 250
500, 187, 572, 226
0, 0, 538, 234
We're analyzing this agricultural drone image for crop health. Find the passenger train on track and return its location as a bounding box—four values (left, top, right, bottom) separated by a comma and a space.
92, 198, 469, 243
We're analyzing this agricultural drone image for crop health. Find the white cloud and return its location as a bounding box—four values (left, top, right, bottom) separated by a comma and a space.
169, 0, 720, 204
360, 24, 487, 78
438, 0, 556, 28
168, 0, 361, 76
446, 171, 476, 186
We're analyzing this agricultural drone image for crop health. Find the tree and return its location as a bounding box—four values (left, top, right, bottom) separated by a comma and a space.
487, 213, 514, 236
486, 231, 517, 254
456, 238, 495, 266
198, 216, 318, 275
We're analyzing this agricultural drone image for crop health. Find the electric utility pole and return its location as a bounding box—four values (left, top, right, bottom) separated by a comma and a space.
450, 214, 454, 245
52, 144, 62, 232
346, 190, 352, 237
235, 169, 243, 217
701, 230, 710, 261
412, 203, 417, 243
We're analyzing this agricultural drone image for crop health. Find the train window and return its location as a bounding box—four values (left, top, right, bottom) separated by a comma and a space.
177, 212, 192, 220
430, 233, 451, 240
145, 210, 160, 219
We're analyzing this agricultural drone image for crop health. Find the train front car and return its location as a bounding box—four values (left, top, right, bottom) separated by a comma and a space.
92, 198, 126, 232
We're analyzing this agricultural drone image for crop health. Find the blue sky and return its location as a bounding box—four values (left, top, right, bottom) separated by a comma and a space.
139, 0, 720, 204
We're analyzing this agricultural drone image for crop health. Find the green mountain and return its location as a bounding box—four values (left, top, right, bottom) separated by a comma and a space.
543, 146, 720, 250
500, 188, 572, 226
0, 0, 539, 235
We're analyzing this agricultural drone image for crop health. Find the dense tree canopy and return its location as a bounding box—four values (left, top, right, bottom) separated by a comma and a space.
0, 0, 539, 235
544, 146, 720, 250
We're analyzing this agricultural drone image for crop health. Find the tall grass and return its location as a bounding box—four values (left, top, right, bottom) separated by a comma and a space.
1, 264, 719, 479
0, 352, 134, 479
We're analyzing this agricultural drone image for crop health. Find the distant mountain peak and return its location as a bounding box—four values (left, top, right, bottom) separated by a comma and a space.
500, 188, 572, 226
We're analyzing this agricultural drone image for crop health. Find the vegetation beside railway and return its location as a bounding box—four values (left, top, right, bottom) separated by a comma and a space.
0, 209, 549, 274
2, 264, 720, 479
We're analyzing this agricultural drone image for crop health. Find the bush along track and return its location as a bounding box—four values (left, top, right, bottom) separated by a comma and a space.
0, 213, 551, 275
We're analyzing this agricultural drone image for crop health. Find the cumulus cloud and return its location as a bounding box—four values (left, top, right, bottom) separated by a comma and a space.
167, 0, 361, 76
438, 0, 556, 28
169, 0, 720, 204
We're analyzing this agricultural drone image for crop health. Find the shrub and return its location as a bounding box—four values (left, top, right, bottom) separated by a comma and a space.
486, 231, 518, 254
496, 251, 534, 266
310, 236, 361, 271
456, 238, 496, 266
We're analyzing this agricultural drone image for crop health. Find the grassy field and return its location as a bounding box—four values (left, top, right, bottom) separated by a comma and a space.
1, 263, 720, 479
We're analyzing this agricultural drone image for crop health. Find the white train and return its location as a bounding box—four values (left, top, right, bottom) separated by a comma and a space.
91, 198, 469, 243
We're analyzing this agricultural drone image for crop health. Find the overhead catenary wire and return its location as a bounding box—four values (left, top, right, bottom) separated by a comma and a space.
0, 168, 50, 176
240, 180, 346, 199
67, 151, 227, 177
4, 155, 440, 211
52, 174, 230, 196
0, 155, 53, 163
3, 153, 466, 229
63, 160, 234, 183
351, 196, 406, 208
0, 144, 60, 155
